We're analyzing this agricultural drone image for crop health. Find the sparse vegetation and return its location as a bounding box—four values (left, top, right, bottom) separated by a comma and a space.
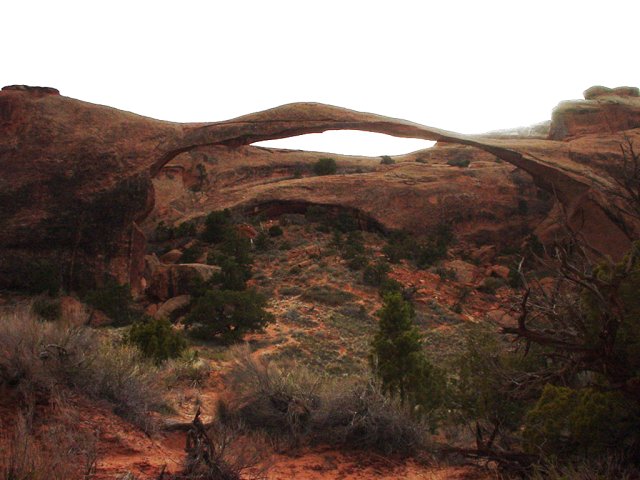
302, 284, 355, 306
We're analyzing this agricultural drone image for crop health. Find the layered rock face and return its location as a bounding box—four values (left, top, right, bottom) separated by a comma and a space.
1, 85, 639, 293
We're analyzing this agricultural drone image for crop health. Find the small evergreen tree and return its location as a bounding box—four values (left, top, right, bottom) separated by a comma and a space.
371, 293, 443, 417
313, 157, 337, 175
201, 209, 232, 243
184, 289, 274, 343
127, 317, 186, 364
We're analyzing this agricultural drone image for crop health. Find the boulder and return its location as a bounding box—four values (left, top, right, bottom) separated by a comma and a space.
442, 260, 480, 284
161, 249, 183, 264
155, 295, 191, 320
486, 265, 510, 279
147, 263, 220, 301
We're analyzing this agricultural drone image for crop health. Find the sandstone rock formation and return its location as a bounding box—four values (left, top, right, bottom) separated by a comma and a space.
2, 85, 639, 293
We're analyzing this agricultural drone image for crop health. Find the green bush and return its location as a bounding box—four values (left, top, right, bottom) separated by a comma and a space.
378, 277, 404, 298
180, 244, 203, 263
371, 293, 444, 420
32, 297, 62, 321
216, 256, 251, 291
341, 231, 365, 259
363, 260, 390, 287
380, 155, 395, 165
201, 209, 232, 243
184, 289, 273, 343
302, 285, 355, 306
524, 385, 639, 457
335, 211, 359, 233
126, 317, 187, 364
268, 225, 283, 237
313, 157, 338, 176
24, 260, 61, 295
254, 231, 271, 251
83, 280, 140, 325
446, 158, 470, 168
449, 324, 543, 450
347, 255, 368, 271
383, 225, 451, 268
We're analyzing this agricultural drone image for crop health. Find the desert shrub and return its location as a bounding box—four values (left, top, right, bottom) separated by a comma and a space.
155, 220, 197, 241
184, 289, 273, 343
362, 260, 390, 287
219, 229, 252, 265
313, 157, 337, 176
508, 265, 524, 288
434, 265, 457, 281
126, 317, 187, 364
380, 155, 395, 165
180, 244, 203, 263
214, 255, 252, 291
173, 417, 265, 480
312, 378, 429, 456
341, 231, 365, 259
175, 220, 197, 238
378, 277, 404, 298
334, 210, 359, 233
523, 384, 639, 457
0, 410, 98, 480
201, 209, 232, 243
83, 280, 141, 325
31, 296, 62, 321
219, 346, 320, 438
446, 157, 470, 168
384, 225, 452, 269
24, 259, 61, 295
165, 350, 211, 387
0, 309, 165, 432
449, 324, 544, 450
302, 285, 355, 306
268, 225, 283, 237
347, 255, 368, 271
414, 240, 448, 269
529, 457, 640, 480
279, 240, 292, 250
517, 198, 529, 215
220, 347, 429, 455
154, 221, 174, 241
305, 205, 329, 223
253, 231, 271, 251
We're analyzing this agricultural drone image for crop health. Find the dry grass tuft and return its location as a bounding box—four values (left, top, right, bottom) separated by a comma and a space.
0, 307, 165, 432
217, 345, 429, 456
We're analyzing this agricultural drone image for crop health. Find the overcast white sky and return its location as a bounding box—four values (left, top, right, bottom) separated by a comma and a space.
3, 0, 639, 155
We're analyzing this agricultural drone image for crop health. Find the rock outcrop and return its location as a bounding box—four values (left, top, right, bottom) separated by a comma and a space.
2, 85, 639, 293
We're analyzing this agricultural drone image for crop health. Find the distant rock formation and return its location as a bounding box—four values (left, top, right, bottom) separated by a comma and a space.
1, 85, 638, 292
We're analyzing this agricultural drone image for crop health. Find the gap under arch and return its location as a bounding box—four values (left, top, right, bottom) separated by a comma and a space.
254, 130, 435, 157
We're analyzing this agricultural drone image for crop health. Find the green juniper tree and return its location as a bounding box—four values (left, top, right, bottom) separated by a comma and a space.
370, 293, 443, 418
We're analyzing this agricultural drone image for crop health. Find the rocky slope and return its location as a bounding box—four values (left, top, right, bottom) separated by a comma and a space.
2, 84, 639, 295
